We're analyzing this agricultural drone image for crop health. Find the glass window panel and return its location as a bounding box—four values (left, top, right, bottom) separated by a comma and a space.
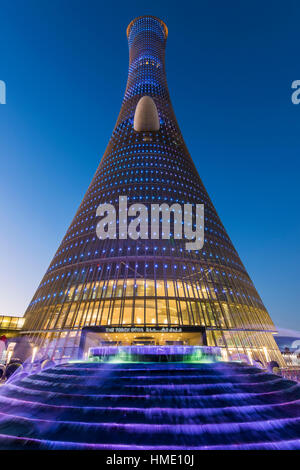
168, 299, 179, 324
125, 279, 134, 296
65, 304, 77, 327
179, 301, 190, 325
166, 281, 175, 297
111, 300, 121, 324
136, 279, 145, 296
157, 298, 168, 324
176, 281, 185, 297
145, 280, 155, 296
89, 301, 100, 325
134, 299, 144, 324
156, 281, 165, 297
122, 300, 133, 324
145, 299, 156, 324
100, 304, 110, 325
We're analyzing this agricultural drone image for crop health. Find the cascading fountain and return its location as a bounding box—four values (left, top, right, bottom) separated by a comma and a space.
0, 349, 299, 449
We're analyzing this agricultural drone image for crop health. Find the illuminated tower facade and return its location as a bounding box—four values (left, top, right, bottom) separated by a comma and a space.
22, 16, 283, 365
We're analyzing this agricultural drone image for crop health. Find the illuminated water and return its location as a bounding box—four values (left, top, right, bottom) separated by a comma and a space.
0, 360, 299, 449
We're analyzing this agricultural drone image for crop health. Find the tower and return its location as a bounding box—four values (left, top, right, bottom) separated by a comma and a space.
21, 16, 283, 366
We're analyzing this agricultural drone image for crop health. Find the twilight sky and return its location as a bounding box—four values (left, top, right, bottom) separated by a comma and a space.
0, 0, 299, 330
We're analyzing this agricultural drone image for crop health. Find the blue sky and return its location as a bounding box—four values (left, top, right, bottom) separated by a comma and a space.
0, 0, 299, 330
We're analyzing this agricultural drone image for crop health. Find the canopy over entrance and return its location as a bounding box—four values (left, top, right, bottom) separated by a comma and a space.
79, 326, 206, 358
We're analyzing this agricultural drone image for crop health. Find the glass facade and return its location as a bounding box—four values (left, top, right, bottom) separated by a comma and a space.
22, 16, 284, 366
0, 315, 24, 331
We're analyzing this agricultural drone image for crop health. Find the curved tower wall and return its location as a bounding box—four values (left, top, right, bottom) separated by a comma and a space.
22, 16, 283, 365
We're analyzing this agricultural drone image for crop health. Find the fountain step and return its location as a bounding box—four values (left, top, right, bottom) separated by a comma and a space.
11, 376, 293, 395
0, 433, 300, 450
0, 361, 299, 449
2, 382, 300, 408
0, 395, 300, 424
0, 411, 300, 446
34, 371, 275, 385
44, 363, 264, 376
